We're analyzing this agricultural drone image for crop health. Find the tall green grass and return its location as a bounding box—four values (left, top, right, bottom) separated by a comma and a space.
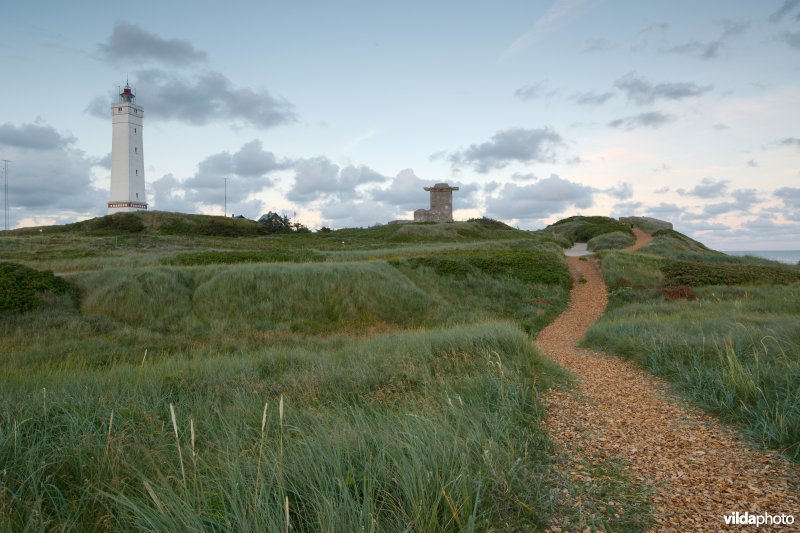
0, 323, 565, 530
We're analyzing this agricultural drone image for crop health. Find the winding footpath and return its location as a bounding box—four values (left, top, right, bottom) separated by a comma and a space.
537, 232, 799, 531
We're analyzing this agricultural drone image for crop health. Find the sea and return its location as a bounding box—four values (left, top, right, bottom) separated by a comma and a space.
723, 250, 800, 265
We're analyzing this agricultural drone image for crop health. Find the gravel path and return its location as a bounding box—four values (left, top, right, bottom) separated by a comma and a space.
537, 248, 799, 530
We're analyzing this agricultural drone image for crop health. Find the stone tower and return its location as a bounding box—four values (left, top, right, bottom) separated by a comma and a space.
414, 182, 459, 222
108, 82, 147, 213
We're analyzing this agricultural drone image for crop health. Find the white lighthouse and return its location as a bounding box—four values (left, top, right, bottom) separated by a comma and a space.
108, 82, 147, 213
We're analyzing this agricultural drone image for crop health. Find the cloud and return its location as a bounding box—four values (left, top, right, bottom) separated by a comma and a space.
150, 173, 196, 214
775, 187, 800, 220
287, 157, 388, 203
181, 140, 289, 205
613, 72, 713, 105
449, 127, 564, 173
583, 38, 611, 53
778, 32, 800, 50
608, 111, 674, 130
501, 0, 589, 59
514, 81, 559, 101
369, 168, 428, 208
87, 69, 296, 129
93, 152, 112, 169
776, 137, 800, 150
484, 174, 594, 220
605, 181, 633, 199
677, 177, 729, 198
667, 40, 723, 60
319, 198, 395, 228
99, 21, 207, 66
702, 189, 759, 216
769, 0, 800, 23
1, 146, 107, 229
148, 140, 291, 216
0, 122, 75, 150
571, 90, 615, 106
666, 20, 749, 60
747, 159, 758, 167
713, 122, 730, 131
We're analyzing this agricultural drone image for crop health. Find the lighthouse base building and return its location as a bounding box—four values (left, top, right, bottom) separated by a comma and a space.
108, 82, 147, 213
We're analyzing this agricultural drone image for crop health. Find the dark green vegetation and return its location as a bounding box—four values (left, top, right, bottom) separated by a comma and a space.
1, 213, 602, 530
543, 215, 633, 246
585, 229, 800, 461
0, 262, 78, 312
586, 231, 635, 252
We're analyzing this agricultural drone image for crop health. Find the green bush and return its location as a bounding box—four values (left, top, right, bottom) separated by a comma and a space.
162, 250, 325, 266
587, 231, 635, 251
392, 248, 571, 288
543, 216, 633, 243
0, 262, 78, 313
662, 260, 800, 287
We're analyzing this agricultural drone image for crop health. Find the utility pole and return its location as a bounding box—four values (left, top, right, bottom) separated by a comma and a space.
2, 160, 10, 232
224, 177, 228, 217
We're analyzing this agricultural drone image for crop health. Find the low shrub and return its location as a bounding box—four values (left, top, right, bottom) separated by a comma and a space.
662, 260, 800, 287
392, 248, 571, 288
587, 231, 635, 251
162, 250, 325, 266
0, 262, 78, 313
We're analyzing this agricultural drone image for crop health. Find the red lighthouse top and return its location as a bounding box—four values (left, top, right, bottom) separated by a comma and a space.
120, 82, 135, 103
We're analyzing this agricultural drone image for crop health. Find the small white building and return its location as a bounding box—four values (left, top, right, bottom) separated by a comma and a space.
108, 82, 147, 213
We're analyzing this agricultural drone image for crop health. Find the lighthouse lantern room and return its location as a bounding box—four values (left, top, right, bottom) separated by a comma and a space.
108, 82, 147, 213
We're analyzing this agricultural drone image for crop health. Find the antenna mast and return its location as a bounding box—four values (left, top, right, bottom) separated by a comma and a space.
2, 160, 10, 232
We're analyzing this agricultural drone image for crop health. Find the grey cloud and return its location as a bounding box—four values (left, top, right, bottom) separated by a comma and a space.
371, 169, 479, 211
93, 152, 112, 169
87, 69, 296, 129
232, 140, 292, 177
0, 143, 106, 229
288, 157, 388, 203
713, 122, 730, 131
646, 202, 683, 220
747, 159, 758, 167
677, 177, 729, 198
510, 172, 538, 182
0, 122, 75, 150
769, 0, 800, 23
613, 72, 713, 105
150, 173, 196, 214
777, 137, 800, 149
572, 91, 615, 106
370, 168, 438, 208
606, 181, 633, 200
99, 21, 207, 66
583, 38, 611, 53
778, 32, 800, 50
666, 20, 748, 60
449, 127, 564, 173
611, 201, 644, 217
514, 81, 559, 101
181, 141, 289, 205
484, 175, 594, 220
667, 40, 723, 60
319, 199, 397, 228
608, 111, 674, 130
775, 187, 800, 220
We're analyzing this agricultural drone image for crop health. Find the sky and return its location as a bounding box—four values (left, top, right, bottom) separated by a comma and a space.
1, 0, 799, 250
